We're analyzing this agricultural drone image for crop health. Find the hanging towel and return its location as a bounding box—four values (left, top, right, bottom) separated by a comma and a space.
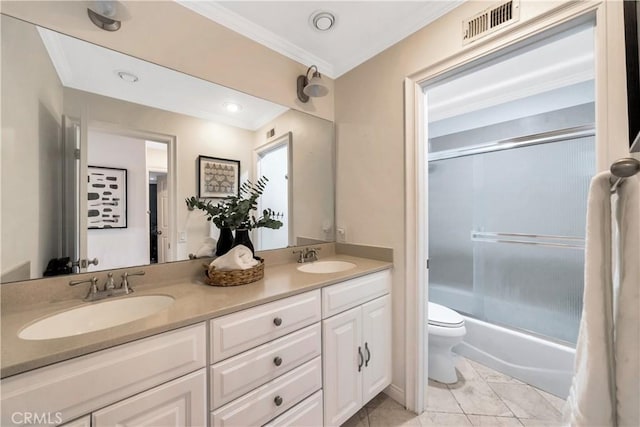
565, 172, 617, 426
614, 175, 640, 427
209, 245, 258, 271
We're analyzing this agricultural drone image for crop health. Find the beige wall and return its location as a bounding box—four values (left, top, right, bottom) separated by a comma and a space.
1, 15, 64, 280
0, 1, 334, 122
254, 110, 335, 244
63, 88, 255, 259
334, 0, 629, 397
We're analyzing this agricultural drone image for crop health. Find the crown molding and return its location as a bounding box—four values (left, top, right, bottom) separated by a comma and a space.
177, 1, 464, 79
176, 1, 335, 78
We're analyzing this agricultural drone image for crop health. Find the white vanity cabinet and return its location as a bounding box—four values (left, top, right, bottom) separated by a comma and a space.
58, 416, 90, 427
92, 369, 206, 426
209, 289, 323, 427
0, 323, 207, 427
322, 270, 392, 427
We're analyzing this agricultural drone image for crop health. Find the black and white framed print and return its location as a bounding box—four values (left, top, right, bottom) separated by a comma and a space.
88, 166, 127, 229
197, 156, 240, 199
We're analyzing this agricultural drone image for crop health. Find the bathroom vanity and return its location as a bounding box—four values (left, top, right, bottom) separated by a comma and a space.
0, 250, 391, 427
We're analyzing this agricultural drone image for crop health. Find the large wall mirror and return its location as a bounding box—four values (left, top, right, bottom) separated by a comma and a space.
1, 14, 335, 283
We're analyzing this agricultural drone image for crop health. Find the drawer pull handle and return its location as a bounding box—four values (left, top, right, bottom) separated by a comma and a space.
358, 346, 364, 372
365, 342, 371, 367
273, 317, 283, 326
274, 356, 283, 366
274, 395, 283, 406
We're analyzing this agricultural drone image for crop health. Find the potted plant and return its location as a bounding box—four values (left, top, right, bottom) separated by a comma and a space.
186, 177, 283, 256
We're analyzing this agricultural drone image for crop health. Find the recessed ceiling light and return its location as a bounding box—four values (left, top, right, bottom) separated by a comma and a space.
224, 102, 242, 113
116, 71, 139, 83
310, 11, 336, 32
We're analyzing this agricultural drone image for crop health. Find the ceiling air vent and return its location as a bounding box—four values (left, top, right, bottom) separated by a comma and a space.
463, 0, 519, 45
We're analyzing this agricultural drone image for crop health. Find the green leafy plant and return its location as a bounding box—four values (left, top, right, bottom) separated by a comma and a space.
186, 176, 283, 231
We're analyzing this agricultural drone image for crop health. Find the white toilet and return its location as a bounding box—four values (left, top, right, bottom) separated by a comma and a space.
427, 302, 466, 384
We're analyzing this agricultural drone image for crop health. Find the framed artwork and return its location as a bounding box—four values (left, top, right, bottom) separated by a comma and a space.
198, 156, 240, 199
88, 166, 127, 229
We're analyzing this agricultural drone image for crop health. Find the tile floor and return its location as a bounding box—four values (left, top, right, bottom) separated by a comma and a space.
342, 356, 566, 427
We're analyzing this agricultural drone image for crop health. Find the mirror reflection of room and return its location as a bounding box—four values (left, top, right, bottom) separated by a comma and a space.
0, 14, 335, 283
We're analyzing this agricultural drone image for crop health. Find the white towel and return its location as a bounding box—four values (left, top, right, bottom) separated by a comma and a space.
194, 237, 216, 258
614, 175, 640, 427
209, 245, 258, 271
565, 172, 616, 426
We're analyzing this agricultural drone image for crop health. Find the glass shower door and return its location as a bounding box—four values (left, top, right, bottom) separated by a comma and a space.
470, 137, 593, 343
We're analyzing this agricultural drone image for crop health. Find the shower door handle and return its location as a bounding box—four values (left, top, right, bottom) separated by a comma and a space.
357, 346, 364, 372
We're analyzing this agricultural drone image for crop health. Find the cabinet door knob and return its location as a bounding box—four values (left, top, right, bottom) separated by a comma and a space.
273, 356, 283, 366
274, 395, 283, 406
273, 317, 283, 326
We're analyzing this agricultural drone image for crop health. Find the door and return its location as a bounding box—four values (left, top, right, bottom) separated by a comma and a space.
361, 295, 392, 403
322, 306, 362, 426
92, 370, 206, 427
156, 174, 169, 263
255, 133, 292, 250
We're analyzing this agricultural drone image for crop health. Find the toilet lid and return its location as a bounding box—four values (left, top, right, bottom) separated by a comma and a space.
428, 302, 464, 328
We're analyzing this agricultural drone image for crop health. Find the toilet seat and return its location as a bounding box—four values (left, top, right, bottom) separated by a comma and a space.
428, 302, 464, 328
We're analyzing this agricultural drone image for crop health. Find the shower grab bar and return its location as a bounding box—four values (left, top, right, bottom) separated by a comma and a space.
471, 231, 585, 249
428, 125, 595, 162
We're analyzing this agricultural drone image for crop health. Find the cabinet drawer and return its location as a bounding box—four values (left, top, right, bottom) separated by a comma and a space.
211, 323, 321, 409
211, 357, 322, 427
211, 290, 321, 362
264, 390, 323, 427
92, 369, 207, 427
322, 270, 391, 318
1, 323, 206, 426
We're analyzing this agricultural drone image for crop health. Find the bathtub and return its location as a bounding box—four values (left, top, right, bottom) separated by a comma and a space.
454, 316, 575, 398
429, 284, 575, 398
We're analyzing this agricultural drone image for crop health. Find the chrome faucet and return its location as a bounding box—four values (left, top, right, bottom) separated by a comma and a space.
69, 270, 145, 301
293, 247, 321, 263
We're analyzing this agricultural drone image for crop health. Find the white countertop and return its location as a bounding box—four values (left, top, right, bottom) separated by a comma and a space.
1, 254, 392, 378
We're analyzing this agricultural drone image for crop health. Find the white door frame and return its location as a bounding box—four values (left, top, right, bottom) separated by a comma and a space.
403, 0, 629, 413
84, 120, 178, 264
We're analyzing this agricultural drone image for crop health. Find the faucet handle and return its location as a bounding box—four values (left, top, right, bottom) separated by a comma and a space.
120, 270, 145, 294
69, 276, 99, 300
292, 249, 305, 263
69, 276, 98, 287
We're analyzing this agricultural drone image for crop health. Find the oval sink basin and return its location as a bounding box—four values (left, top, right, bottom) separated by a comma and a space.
19, 295, 174, 340
297, 261, 356, 274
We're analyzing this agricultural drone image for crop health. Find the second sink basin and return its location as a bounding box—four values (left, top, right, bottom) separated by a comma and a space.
18, 295, 175, 340
297, 260, 356, 274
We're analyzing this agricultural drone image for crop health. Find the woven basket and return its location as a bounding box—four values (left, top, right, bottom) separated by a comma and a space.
203, 258, 264, 287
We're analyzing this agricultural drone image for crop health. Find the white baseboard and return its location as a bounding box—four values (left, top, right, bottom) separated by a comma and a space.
383, 383, 405, 406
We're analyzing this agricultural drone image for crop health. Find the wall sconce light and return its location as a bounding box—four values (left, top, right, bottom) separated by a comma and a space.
297, 65, 329, 103
88, 1, 122, 31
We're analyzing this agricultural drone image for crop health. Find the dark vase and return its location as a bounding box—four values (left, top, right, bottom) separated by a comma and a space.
232, 228, 254, 255
216, 227, 234, 256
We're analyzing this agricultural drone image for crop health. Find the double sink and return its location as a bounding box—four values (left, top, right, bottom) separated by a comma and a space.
17, 260, 356, 341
